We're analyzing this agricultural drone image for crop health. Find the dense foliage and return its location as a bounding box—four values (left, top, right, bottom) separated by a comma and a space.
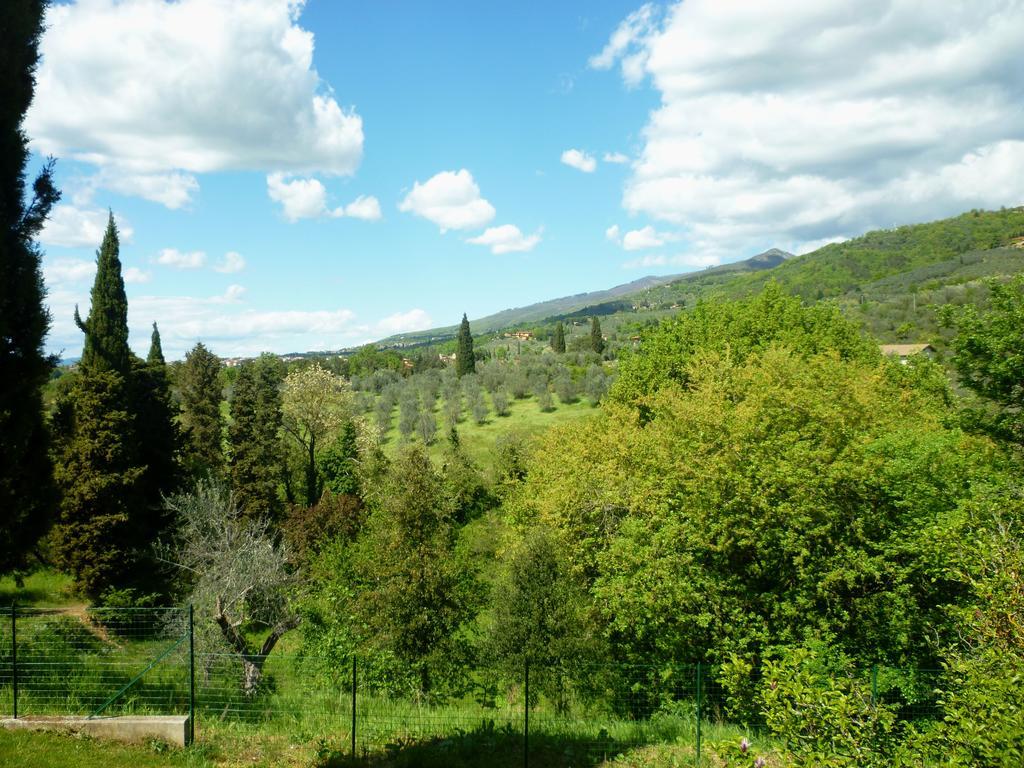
0, 0, 59, 573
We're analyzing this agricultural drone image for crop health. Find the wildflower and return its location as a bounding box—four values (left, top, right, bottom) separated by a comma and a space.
754, 758, 766, 768
740, 737, 750, 753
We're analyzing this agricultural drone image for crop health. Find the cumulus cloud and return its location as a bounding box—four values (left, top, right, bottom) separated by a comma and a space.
267, 174, 381, 222
399, 169, 496, 232
560, 148, 597, 173
375, 308, 433, 335
102, 171, 199, 210
214, 252, 246, 274
603, 152, 630, 164
28, 0, 363, 208
623, 252, 721, 270
596, 1, 1024, 258
342, 195, 382, 221
123, 267, 152, 284
605, 224, 621, 243
589, 3, 659, 84
467, 224, 542, 255
622, 225, 677, 251
156, 249, 206, 269
44, 258, 95, 285
39, 205, 133, 248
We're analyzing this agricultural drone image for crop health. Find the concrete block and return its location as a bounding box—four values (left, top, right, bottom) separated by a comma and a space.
1, 715, 191, 747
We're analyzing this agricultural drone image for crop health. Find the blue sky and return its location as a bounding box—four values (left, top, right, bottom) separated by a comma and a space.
30, 1, 1024, 359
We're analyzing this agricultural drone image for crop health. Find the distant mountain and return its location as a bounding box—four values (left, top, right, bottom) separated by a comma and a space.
374, 206, 1024, 351
377, 273, 689, 346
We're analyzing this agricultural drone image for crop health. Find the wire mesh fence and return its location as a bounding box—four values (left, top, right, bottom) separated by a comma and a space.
0, 605, 947, 765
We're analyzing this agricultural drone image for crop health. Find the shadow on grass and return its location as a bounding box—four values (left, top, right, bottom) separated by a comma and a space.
316, 721, 680, 768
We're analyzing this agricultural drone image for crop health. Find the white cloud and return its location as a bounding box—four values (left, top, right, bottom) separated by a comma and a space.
467, 224, 542, 255
39, 205, 133, 248
589, 3, 658, 84
214, 252, 246, 274
375, 308, 433, 335
123, 267, 152, 284
623, 252, 721, 270
622, 225, 677, 251
267, 173, 340, 221
605, 224, 621, 243
101, 171, 199, 210
597, 1, 1024, 258
398, 169, 496, 232
28, 0, 363, 208
603, 152, 630, 164
342, 195, 382, 221
156, 248, 206, 269
561, 148, 597, 173
43, 258, 95, 284
266, 174, 380, 222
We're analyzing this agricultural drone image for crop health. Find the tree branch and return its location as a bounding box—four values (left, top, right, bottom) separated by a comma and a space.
258, 614, 300, 658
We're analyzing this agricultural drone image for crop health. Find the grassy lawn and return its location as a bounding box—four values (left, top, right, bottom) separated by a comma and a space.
379, 395, 598, 469
0, 729, 214, 768
0, 570, 76, 609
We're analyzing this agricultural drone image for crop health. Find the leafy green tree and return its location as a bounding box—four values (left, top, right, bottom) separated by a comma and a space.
316, 420, 360, 497
485, 527, 594, 696
456, 313, 476, 377
589, 316, 605, 355
281, 362, 350, 507
551, 322, 566, 354
229, 356, 284, 518
0, 0, 61, 574
611, 282, 877, 407
514, 346, 988, 674
179, 342, 224, 478
940, 276, 1024, 444
352, 446, 477, 694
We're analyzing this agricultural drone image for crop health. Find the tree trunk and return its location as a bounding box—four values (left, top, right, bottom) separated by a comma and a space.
241, 655, 266, 698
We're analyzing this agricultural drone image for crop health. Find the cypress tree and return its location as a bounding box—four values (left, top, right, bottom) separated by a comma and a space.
590, 317, 605, 355
229, 356, 284, 518
133, 322, 181, 517
456, 313, 476, 377
52, 369, 145, 596
0, 0, 61, 573
551, 321, 566, 354
75, 214, 130, 374
52, 214, 149, 597
179, 342, 225, 478
147, 321, 165, 364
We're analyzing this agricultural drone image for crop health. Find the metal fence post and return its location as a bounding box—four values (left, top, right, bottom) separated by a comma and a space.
188, 604, 195, 745
523, 658, 530, 768
351, 655, 357, 760
695, 662, 702, 766
10, 603, 17, 720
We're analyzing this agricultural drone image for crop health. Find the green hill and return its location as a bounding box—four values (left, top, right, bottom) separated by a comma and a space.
371, 206, 1024, 355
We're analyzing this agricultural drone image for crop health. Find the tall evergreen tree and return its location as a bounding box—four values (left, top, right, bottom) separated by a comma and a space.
0, 0, 61, 573
229, 356, 284, 518
179, 342, 225, 478
456, 313, 476, 377
52, 369, 145, 596
551, 321, 566, 354
133, 322, 181, 516
75, 215, 130, 374
590, 316, 605, 355
147, 321, 165, 364
52, 215, 149, 597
